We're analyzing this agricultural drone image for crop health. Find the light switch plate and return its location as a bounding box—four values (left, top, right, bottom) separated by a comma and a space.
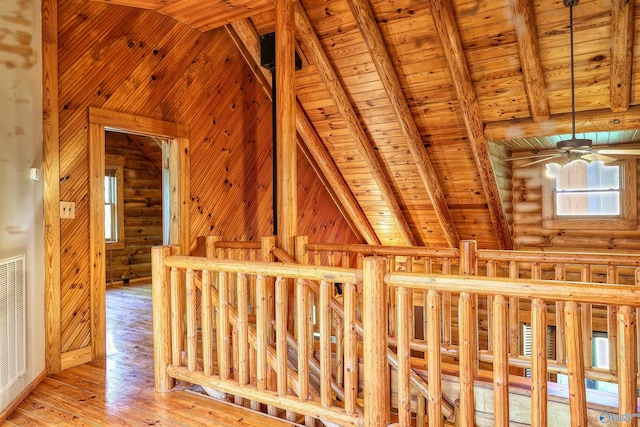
60, 201, 76, 219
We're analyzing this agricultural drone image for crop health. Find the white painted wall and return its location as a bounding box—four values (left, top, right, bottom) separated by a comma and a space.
0, 0, 45, 414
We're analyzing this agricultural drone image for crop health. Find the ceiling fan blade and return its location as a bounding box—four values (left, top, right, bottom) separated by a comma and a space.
503, 153, 556, 162
596, 149, 640, 156
581, 153, 617, 163
520, 155, 565, 167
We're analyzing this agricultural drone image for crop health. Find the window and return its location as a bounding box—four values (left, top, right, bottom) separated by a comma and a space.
542, 159, 637, 229
105, 155, 125, 250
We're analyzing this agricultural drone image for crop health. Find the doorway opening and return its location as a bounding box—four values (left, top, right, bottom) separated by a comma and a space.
88, 108, 190, 362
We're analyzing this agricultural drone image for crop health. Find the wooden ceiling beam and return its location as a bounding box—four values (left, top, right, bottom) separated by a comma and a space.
610, 0, 635, 112
511, 0, 550, 122
428, 0, 513, 250
345, 0, 459, 248
226, 20, 380, 245
485, 105, 640, 141
294, 2, 417, 246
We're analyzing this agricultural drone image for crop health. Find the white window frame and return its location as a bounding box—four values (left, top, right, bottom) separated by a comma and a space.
105, 154, 125, 250
542, 159, 637, 230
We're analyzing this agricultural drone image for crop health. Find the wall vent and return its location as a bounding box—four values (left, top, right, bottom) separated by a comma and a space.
0, 255, 26, 396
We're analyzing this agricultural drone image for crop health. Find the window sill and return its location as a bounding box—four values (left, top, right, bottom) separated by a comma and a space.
106, 241, 125, 250
542, 218, 638, 230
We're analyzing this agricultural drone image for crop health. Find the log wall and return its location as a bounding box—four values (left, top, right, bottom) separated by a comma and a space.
105, 132, 162, 284
57, 0, 355, 358
513, 160, 640, 251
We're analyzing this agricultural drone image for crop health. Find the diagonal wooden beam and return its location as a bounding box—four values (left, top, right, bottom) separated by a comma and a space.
294, 2, 417, 246
225, 21, 380, 245
610, 0, 635, 112
484, 105, 640, 141
345, 0, 459, 248
428, 0, 513, 250
511, 0, 550, 122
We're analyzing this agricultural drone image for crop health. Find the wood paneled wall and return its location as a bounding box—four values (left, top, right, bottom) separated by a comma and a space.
513, 160, 640, 251
57, 0, 355, 359
105, 132, 162, 284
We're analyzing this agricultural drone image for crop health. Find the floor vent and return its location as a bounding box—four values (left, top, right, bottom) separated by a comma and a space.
0, 255, 26, 396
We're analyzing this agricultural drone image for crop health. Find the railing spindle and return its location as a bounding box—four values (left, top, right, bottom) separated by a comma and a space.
396, 286, 411, 426
343, 282, 358, 415
531, 298, 547, 427
237, 273, 249, 385
185, 269, 197, 372
441, 258, 451, 346
486, 260, 496, 351
217, 270, 229, 380
565, 301, 587, 425
607, 265, 619, 372
555, 263, 566, 364
334, 310, 344, 386
275, 276, 288, 396
617, 305, 637, 427
170, 266, 182, 367
427, 289, 443, 427
508, 261, 520, 360
580, 265, 593, 369
201, 270, 213, 376
493, 295, 509, 427
320, 280, 332, 408
296, 278, 309, 401
458, 292, 474, 427
255, 274, 268, 391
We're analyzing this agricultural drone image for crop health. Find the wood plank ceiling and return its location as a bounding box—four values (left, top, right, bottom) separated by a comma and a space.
90, 0, 640, 249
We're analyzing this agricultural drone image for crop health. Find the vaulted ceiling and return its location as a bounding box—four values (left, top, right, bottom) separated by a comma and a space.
91, 0, 640, 249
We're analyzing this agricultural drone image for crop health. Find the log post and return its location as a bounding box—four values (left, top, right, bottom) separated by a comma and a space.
617, 306, 637, 427
205, 235, 220, 259
152, 246, 173, 392
565, 301, 587, 425
363, 257, 389, 426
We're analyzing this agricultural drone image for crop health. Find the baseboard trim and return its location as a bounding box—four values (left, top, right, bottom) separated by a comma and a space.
0, 369, 48, 423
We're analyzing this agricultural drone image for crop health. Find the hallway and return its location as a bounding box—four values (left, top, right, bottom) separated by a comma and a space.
2, 283, 297, 426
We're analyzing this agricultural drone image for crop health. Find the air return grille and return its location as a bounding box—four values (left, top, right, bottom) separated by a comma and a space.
0, 255, 26, 396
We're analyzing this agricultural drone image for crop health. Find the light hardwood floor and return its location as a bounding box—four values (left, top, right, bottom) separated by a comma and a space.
3, 283, 298, 426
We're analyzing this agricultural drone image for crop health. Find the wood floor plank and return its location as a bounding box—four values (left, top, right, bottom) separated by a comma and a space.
4, 283, 299, 427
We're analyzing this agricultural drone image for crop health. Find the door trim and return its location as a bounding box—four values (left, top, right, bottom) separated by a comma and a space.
87, 107, 190, 360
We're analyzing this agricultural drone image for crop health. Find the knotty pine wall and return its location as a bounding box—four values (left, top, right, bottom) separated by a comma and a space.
513, 161, 640, 251
57, 0, 356, 356
105, 132, 162, 284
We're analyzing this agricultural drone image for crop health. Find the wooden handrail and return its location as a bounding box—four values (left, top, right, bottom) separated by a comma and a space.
478, 249, 640, 265
210, 240, 263, 250
387, 272, 640, 306
164, 255, 361, 284
306, 242, 460, 259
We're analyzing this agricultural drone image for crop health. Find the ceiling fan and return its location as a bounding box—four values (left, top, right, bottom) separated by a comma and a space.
507, 0, 640, 168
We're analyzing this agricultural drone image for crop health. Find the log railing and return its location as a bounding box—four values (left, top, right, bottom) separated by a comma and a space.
384, 264, 640, 427
153, 236, 640, 426
152, 244, 363, 426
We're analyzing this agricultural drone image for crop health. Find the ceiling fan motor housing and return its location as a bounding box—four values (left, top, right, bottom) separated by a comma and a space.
556, 138, 593, 152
